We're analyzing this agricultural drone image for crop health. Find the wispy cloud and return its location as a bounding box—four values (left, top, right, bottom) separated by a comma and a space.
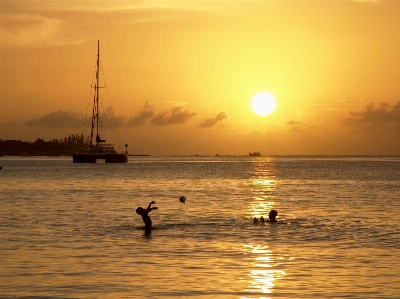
0, 13, 84, 48
351, 0, 380, 3
24, 103, 198, 129
127, 102, 155, 126
199, 112, 227, 128
0, 0, 216, 13
151, 107, 196, 126
1, 0, 383, 15
342, 101, 400, 126
0, 0, 227, 48
1, 0, 382, 48
26, 111, 84, 128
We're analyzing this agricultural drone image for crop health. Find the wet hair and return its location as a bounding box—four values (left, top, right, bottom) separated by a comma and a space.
136, 207, 144, 215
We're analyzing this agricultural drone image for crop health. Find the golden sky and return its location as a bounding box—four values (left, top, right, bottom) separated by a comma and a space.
1, 0, 399, 155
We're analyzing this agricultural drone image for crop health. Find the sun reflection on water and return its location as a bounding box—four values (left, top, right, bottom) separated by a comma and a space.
249, 159, 277, 219
244, 159, 286, 298
249, 178, 276, 218
242, 244, 286, 299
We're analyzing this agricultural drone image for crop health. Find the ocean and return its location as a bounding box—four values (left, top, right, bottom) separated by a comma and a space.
0, 156, 399, 299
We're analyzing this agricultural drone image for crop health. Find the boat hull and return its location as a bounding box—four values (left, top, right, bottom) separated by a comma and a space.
249, 152, 261, 156
72, 153, 128, 163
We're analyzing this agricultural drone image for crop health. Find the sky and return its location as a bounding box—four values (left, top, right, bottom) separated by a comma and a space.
1, 0, 399, 155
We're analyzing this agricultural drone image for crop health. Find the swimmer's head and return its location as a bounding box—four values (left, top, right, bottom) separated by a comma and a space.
136, 207, 144, 215
269, 210, 278, 221
253, 217, 259, 223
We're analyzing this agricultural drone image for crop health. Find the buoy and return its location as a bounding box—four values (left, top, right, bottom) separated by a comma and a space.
179, 196, 186, 204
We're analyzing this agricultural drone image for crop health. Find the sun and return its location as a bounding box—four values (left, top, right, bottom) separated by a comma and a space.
251, 92, 276, 116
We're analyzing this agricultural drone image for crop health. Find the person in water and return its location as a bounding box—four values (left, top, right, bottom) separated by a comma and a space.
260, 210, 278, 223
136, 201, 158, 229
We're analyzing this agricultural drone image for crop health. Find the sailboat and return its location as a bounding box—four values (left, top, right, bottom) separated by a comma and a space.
72, 41, 128, 163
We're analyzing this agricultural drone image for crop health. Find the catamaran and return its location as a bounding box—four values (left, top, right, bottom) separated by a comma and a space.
72, 41, 128, 163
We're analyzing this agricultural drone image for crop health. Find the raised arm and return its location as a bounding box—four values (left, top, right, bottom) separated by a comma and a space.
146, 201, 158, 213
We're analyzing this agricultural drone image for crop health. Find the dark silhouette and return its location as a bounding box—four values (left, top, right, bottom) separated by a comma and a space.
268, 210, 278, 222
136, 201, 158, 229
0, 134, 89, 156
260, 210, 278, 223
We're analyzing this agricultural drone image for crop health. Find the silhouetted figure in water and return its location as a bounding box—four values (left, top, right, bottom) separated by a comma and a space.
260, 210, 278, 223
136, 201, 158, 229
268, 210, 278, 222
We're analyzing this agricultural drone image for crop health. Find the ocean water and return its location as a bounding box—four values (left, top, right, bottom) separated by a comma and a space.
0, 156, 399, 299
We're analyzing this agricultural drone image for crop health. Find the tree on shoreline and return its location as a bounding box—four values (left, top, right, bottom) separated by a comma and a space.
0, 134, 90, 155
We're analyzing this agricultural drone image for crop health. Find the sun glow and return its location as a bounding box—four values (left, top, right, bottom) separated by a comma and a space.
251, 92, 276, 116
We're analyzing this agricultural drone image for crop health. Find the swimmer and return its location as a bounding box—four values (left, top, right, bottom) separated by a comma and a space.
136, 201, 158, 229
268, 210, 278, 222
260, 210, 278, 223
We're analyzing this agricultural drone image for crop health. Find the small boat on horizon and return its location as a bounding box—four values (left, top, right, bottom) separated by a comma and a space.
72, 41, 128, 163
249, 152, 261, 156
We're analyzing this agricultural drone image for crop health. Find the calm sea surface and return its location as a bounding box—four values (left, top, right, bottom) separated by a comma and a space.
0, 156, 399, 299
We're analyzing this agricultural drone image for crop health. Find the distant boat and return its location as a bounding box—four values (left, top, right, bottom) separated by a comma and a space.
249, 152, 261, 156
72, 41, 128, 163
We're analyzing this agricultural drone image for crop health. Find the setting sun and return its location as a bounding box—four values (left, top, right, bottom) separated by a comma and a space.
251, 92, 277, 116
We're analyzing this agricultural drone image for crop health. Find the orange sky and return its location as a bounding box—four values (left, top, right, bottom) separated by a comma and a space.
1, 0, 399, 155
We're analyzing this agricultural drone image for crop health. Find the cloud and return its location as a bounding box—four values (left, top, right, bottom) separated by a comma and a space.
286, 119, 301, 126
127, 102, 155, 126
151, 107, 196, 126
199, 112, 227, 128
100, 106, 124, 127
0, 0, 267, 13
0, 13, 84, 48
26, 111, 84, 128
24, 103, 195, 129
351, 0, 380, 3
1, 0, 195, 12
286, 119, 304, 131
342, 101, 400, 126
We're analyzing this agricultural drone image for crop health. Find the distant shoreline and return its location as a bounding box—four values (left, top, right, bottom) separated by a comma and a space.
0, 153, 150, 157
1, 154, 400, 158
0, 152, 72, 157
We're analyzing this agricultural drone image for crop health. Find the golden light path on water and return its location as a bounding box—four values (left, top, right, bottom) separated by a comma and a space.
248, 178, 276, 218
242, 244, 287, 298
242, 158, 287, 298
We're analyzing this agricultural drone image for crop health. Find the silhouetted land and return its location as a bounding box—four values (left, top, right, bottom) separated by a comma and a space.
0, 134, 89, 156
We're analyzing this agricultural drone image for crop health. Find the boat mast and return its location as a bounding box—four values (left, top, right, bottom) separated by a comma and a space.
96, 40, 100, 149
